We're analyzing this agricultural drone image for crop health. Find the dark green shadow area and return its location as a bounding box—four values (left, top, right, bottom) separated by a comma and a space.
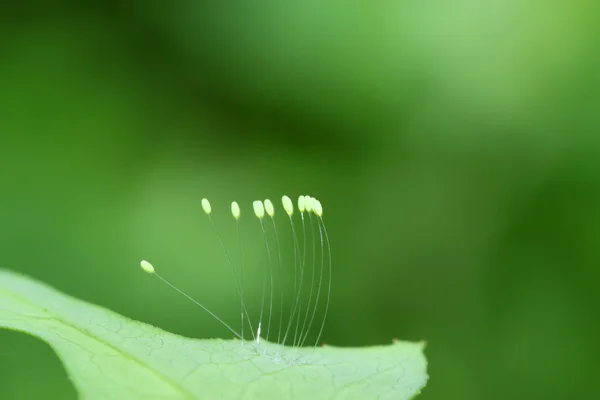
0, 329, 76, 400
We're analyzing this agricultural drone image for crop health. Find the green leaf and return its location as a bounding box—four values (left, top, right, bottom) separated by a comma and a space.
0, 269, 428, 399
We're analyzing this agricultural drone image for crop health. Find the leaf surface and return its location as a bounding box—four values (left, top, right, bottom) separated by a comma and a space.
0, 270, 428, 399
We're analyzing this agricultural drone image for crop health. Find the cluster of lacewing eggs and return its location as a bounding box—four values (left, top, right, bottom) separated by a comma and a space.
140, 194, 331, 356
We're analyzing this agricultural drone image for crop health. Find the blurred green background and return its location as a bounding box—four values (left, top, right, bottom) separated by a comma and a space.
1, 1, 599, 399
